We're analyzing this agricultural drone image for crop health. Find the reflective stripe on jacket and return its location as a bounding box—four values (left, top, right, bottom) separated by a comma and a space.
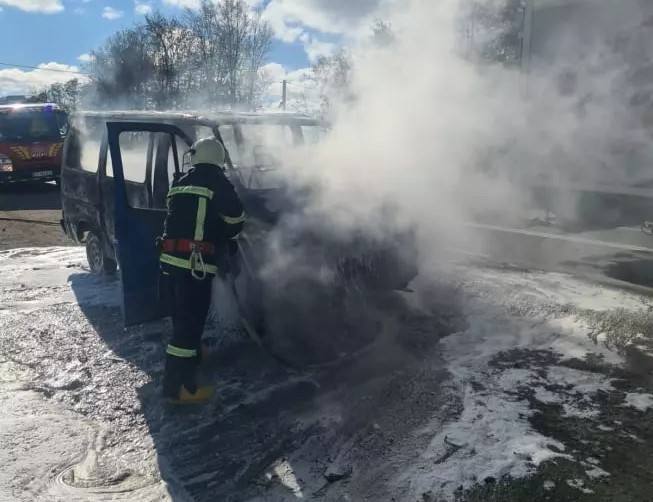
161, 162, 245, 275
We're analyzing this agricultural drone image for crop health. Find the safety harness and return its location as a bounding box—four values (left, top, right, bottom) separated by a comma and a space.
160, 184, 216, 280
159, 183, 245, 280
160, 239, 216, 280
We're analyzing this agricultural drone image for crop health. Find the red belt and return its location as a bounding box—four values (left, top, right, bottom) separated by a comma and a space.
161, 238, 215, 255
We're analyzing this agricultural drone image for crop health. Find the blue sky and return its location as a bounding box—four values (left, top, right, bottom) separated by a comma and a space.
0, 0, 313, 70
0, 0, 386, 103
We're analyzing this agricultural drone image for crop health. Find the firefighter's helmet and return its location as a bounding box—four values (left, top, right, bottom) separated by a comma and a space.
189, 137, 225, 167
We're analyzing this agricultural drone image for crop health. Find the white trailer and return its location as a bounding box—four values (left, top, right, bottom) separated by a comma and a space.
521, 0, 653, 73
514, 0, 653, 230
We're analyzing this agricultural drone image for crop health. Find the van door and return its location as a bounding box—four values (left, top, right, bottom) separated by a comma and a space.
106, 121, 192, 326
101, 129, 154, 246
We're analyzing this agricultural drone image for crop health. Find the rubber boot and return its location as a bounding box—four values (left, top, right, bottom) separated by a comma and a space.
162, 354, 214, 405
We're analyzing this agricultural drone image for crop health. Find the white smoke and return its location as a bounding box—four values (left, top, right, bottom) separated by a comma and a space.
269, 0, 653, 271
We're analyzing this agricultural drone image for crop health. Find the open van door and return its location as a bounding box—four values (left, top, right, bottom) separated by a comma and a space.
106, 121, 192, 327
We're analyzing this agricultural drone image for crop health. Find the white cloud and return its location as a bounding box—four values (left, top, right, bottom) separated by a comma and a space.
0, 0, 63, 14
262, 62, 286, 82
262, 0, 389, 64
299, 33, 336, 62
134, 0, 152, 15
0, 63, 85, 96
101, 6, 123, 19
262, 0, 390, 39
277, 24, 304, 44
162, 0, 200, 8
77, 53, 95, 63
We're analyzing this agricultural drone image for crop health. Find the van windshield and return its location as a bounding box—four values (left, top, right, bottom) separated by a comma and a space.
225, 124, 294, 190
0, 109, 67, 142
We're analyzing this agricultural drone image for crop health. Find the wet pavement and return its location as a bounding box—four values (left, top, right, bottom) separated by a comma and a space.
1, 245, 652, 501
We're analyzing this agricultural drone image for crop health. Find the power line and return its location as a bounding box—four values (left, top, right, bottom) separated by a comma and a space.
0, 62, 88, 76
281, 80, 317, 93
284, 81, 313, 89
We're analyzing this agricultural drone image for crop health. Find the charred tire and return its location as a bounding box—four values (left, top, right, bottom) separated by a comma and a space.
86, 231, 117, 275
261, 278, 381, 369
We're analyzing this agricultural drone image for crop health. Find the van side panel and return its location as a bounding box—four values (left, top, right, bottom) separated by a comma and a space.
60, 116, 103, 243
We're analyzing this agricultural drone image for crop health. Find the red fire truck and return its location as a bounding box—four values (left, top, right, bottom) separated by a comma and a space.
0, 101, 68, 184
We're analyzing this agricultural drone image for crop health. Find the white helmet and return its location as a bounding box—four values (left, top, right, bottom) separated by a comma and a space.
189, 137, 226, 167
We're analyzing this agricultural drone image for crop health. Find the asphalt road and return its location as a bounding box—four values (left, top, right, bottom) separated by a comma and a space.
0, 181, 62, 212
442, 220, 653, 293
0, 181, 73, 250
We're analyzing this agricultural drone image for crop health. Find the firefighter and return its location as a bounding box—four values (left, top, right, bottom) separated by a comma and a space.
158, 137, 245, 404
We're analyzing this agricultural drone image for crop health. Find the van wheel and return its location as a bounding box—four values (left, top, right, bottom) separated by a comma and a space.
86, 231, 117, 275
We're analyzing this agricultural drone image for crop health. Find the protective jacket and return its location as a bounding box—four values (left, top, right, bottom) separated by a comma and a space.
160, 163, 245, 276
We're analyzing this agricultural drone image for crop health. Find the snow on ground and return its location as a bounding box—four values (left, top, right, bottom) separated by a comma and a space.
1, 247, 652, 501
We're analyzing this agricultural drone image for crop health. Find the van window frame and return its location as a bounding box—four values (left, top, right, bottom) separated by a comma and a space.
63, 116, 105, 174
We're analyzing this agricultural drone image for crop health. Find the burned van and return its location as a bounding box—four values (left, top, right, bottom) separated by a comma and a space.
60, 110, 329, 273
60, 110, 418, 366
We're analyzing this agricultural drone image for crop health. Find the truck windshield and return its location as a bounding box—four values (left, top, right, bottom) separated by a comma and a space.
0, 110, 67, 142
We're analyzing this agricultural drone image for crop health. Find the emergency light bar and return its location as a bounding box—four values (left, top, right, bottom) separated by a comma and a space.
0, 103, 61, 112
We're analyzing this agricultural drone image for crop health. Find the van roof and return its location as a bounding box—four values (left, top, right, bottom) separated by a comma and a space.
71, 109, 325, 127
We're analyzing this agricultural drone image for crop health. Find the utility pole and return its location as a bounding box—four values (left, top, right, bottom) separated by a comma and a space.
281, 79, 287, 110
520, 0, 534, 73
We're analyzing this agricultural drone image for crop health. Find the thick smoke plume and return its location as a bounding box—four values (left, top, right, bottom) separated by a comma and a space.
268, 0, 653, 275
214, 0, 653, 357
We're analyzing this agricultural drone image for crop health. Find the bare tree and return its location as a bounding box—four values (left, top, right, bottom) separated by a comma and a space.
458, 0, 525, 65
312, 48, 353, 117
371, 19, 396, 48
89, 26, 154, 108
242, 8, 273, 108
217, 0, 250, 107
312, 19, 398, 117
84, 0, 273, 111
185, 0, 223, 102
145, 11, 195, 108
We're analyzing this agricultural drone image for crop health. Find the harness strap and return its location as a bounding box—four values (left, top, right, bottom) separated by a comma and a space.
160, 253, 218, 276
161, 238, 215, 255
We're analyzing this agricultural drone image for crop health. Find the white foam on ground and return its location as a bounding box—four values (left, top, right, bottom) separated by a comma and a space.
0, 247, 120, 313
1, 247, 650, 501
398, 263, 643, 500
0, 247, 177, 502
623, 392, 653, 412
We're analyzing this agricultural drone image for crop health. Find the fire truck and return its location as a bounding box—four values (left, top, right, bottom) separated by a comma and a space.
0, 97, 68, 184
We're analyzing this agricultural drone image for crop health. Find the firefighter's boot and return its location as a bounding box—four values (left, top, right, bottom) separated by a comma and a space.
162, 350, 214, 404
